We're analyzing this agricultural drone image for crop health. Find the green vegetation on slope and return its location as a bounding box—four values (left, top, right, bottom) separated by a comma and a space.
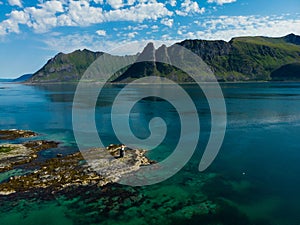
229, 36, 300, 80
0, 146, 14, 153
178, 34, 300, 81
30, 49, 104, 82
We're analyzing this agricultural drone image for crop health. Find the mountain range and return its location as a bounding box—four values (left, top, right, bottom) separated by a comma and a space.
0, 74, 32, 83
12, 74, 33, 82
27, 33, 300, 83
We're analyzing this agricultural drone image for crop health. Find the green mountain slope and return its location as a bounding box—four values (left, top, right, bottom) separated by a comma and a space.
30, 49, 104, 82
29, 34, 300, 83
271, 63, 300, 80
178, 33, 300, 81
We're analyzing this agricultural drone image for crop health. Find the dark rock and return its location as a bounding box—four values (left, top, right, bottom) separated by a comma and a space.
271, 63, 300, 80
0, 129, 37, 140
0, 142, 153, 196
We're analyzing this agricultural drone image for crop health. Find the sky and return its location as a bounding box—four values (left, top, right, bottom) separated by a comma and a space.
0, 0, 300, 78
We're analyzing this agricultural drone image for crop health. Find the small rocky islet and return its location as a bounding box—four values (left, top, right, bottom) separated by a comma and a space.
0, 129, 37, 140
0, 129, 154, 196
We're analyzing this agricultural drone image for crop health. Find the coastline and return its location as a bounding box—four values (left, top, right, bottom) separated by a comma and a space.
18, 80, 300, 86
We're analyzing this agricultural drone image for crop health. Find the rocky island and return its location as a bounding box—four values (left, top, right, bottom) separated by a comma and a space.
0, 129, 153, 197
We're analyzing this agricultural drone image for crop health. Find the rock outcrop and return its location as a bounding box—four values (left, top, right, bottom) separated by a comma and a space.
0, 130, 153, 196
0, 140, 59, 173
0, 129, 37, 140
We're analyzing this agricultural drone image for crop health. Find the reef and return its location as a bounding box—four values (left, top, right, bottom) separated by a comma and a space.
0, 129, 37, 140
0, 140, 59, 173
0, 130, 153, 196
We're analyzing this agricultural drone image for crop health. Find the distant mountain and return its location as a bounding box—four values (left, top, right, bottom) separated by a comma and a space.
13, 74, 32, 82
29, 34, 300, 83
30, 49, 104, 83
0, 78, 13, 82
0, 74, 32, 83
29, 49, 137, 83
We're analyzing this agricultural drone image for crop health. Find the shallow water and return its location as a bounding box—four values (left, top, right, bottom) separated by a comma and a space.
0, 82, 300, 225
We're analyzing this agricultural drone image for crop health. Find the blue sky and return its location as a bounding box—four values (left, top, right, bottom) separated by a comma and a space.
0, 0, 300, 78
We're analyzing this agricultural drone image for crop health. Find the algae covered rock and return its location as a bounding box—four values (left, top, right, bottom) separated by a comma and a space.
0, 129, 37, 140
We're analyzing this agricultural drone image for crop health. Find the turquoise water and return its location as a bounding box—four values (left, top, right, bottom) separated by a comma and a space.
1, 82, 300, 224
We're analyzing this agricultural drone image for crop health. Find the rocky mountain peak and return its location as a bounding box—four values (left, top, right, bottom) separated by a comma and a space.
155, 44, 171, 64
137, 42, 156, 62
283, 33, 300, 45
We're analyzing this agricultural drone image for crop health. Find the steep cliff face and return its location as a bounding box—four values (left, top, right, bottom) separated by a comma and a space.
179, 39, 232, 62
177, 34, 300, 81
113, 43, 158, 82
113, 43, 203, 82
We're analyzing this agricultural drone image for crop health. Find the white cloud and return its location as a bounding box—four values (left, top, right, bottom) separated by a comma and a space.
0, 1, 3, 5
44, 33, 98, 53
24, 0, 67, 32
0, 0, 172, 36
0, 0, 67, 34
127, 0, 136, 5
8, 0, 22, 7
127, 31, 138, 38
194, 20, 200, 25
169, 0, 176, 7
104, 2, 173, 22
134, 24, 148, 30
96, 29, 106, 36
58, 0, 104, 27
176, 0, 205, 16
176, 25, 187, 36
0, 10, 29, 35
194, 15, 300, 41
49, 31, 62, 36
207, 0, 237, 5
161, 34, 169, 39
107, 0, 124, 9
10, 10, 29, 24
161, 18, 173, 28
124, 24, 148, 30
94, 0, 137, 8
93, 0, 104, 4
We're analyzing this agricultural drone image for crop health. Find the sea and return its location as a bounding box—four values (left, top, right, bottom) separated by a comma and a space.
0, 82, 300, 225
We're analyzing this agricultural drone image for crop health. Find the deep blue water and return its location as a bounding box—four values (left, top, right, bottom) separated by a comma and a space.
0, 82, 300, 225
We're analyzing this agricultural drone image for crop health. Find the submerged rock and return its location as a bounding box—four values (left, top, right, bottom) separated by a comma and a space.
0, 140, 59, 173
0, 129, 37, 140
0, 130, 153, 197
0, 143, 153, 196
